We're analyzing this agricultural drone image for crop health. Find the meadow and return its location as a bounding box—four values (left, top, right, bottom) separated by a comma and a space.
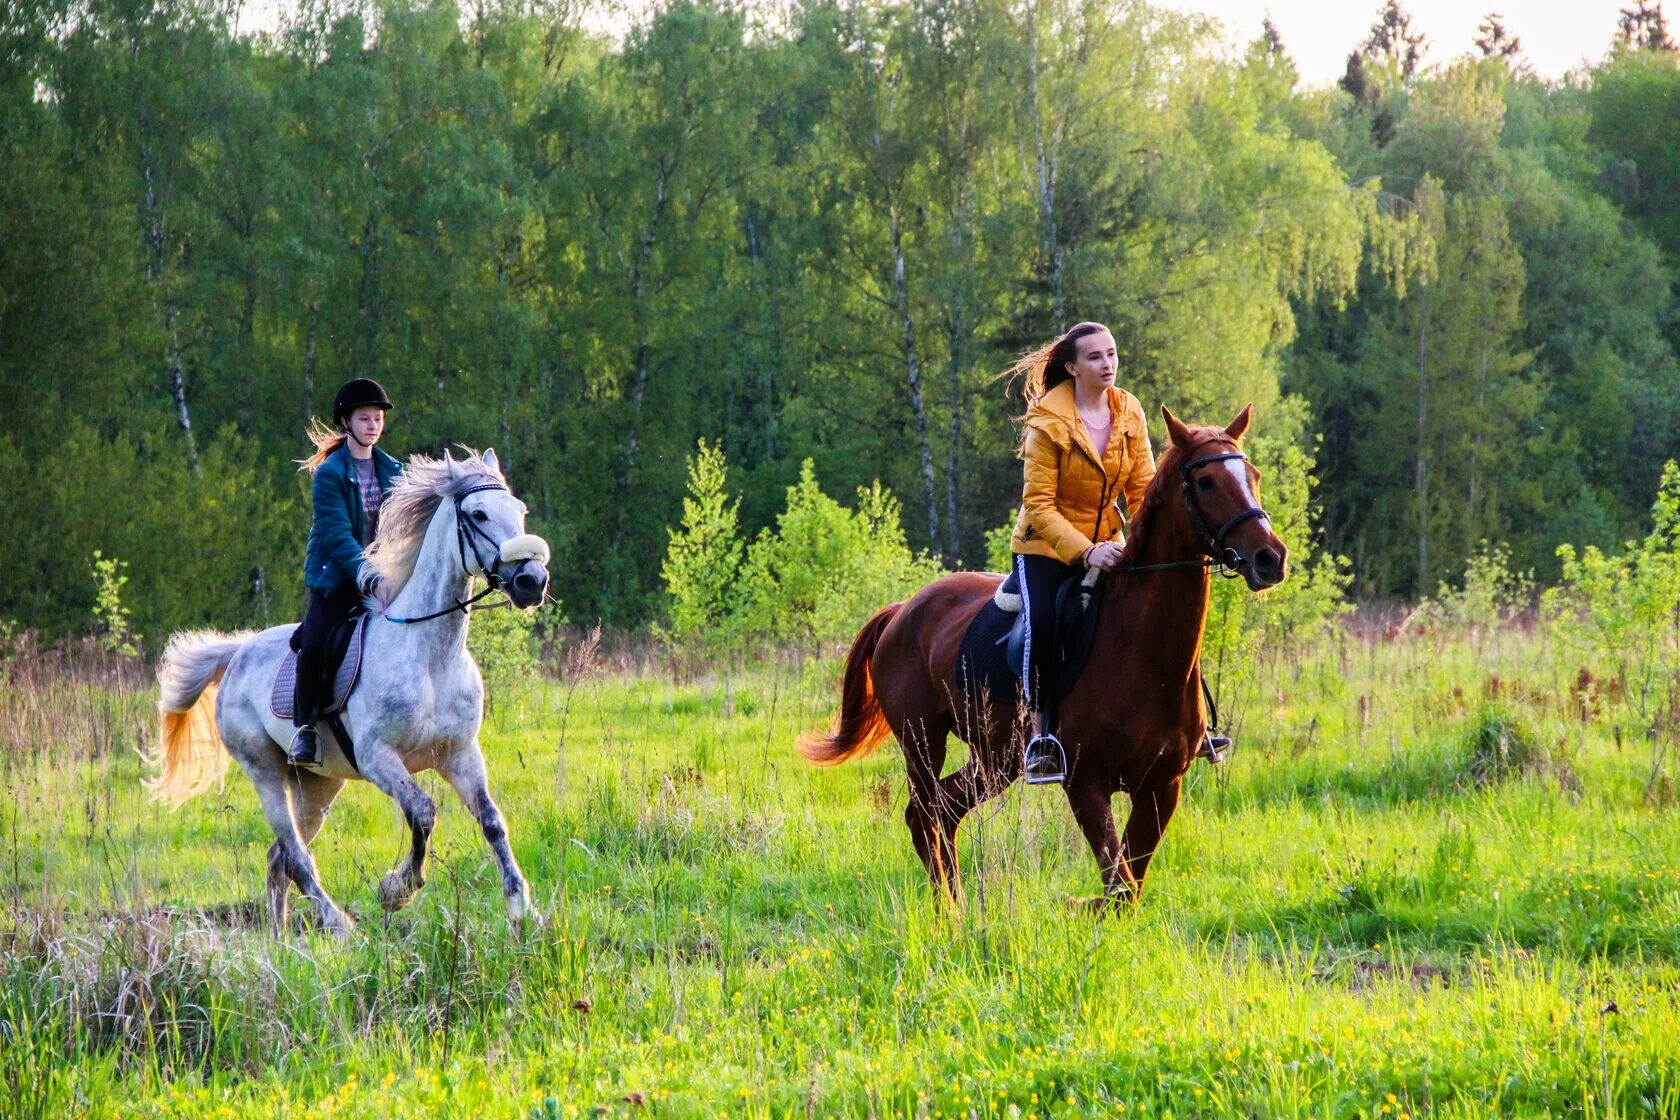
2, 618, 1678, 1119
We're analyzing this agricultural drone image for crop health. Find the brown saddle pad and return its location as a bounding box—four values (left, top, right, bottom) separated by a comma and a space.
271, 614, 370, 721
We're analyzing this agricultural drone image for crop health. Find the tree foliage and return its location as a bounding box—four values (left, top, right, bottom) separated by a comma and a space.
2, 0, 1679, 641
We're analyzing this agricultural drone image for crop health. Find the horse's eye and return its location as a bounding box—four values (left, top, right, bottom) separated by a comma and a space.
472, 509, 489, 522
1197, 476, 1215, 492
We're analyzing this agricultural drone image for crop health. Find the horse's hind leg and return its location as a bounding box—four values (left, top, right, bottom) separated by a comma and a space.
249, 767, 354, 938
440, 740, 533, 926
356, 743, 436, 913
264, 771, 345, 935
899, 715, 959, 900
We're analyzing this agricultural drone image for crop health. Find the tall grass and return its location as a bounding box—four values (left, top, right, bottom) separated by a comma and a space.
2, 620, 1678, 1118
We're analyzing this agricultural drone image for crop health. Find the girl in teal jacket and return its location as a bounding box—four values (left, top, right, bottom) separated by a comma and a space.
289, 378, 401, 766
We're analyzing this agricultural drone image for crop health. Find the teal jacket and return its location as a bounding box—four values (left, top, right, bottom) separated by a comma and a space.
304, 444, 403, 593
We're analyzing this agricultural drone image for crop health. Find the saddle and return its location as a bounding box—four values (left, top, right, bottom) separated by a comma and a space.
955, 567, 1105, 713
271, 613, 370, 721
958, 566, 1232, 763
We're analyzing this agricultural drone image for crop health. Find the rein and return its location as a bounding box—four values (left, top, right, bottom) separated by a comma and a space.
385, 482, 516, 625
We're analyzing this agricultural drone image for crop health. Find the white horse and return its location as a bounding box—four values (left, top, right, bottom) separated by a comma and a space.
146, 449, 551, 936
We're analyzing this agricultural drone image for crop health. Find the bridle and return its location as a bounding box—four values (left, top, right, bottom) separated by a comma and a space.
386, 482, 518, 624
1117, 445, 1271, 578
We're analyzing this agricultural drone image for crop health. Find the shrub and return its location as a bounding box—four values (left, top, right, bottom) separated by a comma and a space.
733, 462, 944, 653
470, 599, 563, 715
1459, 702, 1541, 787
89, 550, 139, 657
1201, 433, 1350, 717
1419, 541, 1533, 652
659, 439, 743, 654
1543, 460, 1680, 721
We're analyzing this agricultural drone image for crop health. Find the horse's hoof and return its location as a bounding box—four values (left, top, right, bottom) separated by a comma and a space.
323, 910, 357, 940
1063, 893, 1133, 914
508, 892, 544, 929
378, 871, 419, 912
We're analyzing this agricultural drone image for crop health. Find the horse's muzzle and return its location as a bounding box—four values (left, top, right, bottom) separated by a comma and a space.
505, 560, 549, 608
1243, 545, 1287, 590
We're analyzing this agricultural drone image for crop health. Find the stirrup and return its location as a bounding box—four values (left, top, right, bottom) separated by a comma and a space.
1198, 729, 1232, 764
287, 725, 320, 768
1023, 732, 1067, 785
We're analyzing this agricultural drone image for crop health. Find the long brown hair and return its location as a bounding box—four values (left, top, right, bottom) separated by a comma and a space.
1002, 321, 1110, 403
297, 417, 347, 474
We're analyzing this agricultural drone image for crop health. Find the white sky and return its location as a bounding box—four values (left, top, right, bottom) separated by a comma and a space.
1169, 0, 1632, 86
232, 0, 1633, 88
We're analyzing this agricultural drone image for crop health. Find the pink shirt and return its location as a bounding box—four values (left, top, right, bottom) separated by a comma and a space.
1083, 410, 1113, 459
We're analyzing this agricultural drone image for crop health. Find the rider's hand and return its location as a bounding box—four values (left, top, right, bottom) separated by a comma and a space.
1085, 542, 1124, 571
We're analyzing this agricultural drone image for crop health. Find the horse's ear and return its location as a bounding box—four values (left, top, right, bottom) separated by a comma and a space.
444, 448, 464, 482
1225, 404, 1253, 442
482, 447, 499, 474
1161, 404, 1194, 449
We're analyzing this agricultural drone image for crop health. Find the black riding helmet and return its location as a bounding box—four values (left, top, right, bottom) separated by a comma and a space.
332, 378, 393, 427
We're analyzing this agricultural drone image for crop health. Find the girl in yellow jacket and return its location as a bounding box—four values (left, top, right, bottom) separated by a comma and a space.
1006, 322, 1156, 784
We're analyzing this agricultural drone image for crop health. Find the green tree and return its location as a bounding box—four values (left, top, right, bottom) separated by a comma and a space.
660, 439, 744, 652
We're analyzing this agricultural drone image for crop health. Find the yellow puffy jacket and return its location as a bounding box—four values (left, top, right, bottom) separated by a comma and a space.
1010, 381, 1156, 564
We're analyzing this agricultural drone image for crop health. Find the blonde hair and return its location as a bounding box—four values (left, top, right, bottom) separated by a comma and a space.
1001, 322, 1110, 403
297, 417, 347, 474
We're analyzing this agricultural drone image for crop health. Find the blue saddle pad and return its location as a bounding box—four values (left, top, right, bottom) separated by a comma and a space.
270, 613, 369, 720
955, 568, 1105, 712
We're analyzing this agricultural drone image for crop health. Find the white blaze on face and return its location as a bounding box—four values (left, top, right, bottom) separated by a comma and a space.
1223, 458, 1267, 523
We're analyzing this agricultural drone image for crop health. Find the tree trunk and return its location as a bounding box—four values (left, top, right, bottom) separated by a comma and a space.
132, 69, 199, 476
302, 300, 318, 426
944, 207, 970, 566
353, 207, 383, 381
1414, 290, 1431, 593
617, 163, 669, 500
1026, 10, 1064, 325
890, 204, 940, 555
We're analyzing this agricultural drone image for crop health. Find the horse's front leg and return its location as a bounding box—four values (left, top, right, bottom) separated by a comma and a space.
357, 742, 436, 913
1116, 774, 1183, 896
1065, 778, 1136, 904
441, 741, 533, 926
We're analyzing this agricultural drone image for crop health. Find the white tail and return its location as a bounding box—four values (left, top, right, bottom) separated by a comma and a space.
144, 630, 253, 807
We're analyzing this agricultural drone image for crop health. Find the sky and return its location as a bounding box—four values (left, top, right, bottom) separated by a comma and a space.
230, 0, 1637, 88
1172, 0, 1633, 87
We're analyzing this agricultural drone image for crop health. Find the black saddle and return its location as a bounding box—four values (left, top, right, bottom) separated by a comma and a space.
271, 612, 369, 721
955, 567, 1105, 712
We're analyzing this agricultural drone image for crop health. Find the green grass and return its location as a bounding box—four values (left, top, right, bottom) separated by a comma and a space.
2, 627, 1678, 1118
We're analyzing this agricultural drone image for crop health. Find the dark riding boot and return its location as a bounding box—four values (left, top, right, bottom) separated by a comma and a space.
288, 724, 320, 767
1024, 731, 1067, 785
289, 648, 322, 767
1197, 729, 1232, 764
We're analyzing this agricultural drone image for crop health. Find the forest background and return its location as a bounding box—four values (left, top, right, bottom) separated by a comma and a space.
3, 0, 1679, 641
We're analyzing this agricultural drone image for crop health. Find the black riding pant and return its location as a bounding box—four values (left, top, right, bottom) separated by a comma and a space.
291, 584, 361, 727
1014, 553, 1072, 715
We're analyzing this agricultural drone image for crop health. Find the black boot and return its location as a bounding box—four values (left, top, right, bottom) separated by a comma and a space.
1024, 732, 1067, 785
1198, 730, 1232, 764
288, 724, 320, 767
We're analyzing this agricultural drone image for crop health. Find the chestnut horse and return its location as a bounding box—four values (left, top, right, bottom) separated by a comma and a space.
803, 405, 1287, 903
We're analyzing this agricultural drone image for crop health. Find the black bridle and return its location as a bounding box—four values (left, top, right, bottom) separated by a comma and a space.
1116, 447, 1271, 577
385, 482, 516, 625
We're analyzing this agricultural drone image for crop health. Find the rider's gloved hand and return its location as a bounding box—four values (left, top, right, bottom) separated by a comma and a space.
1084, 542, 1125, 571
